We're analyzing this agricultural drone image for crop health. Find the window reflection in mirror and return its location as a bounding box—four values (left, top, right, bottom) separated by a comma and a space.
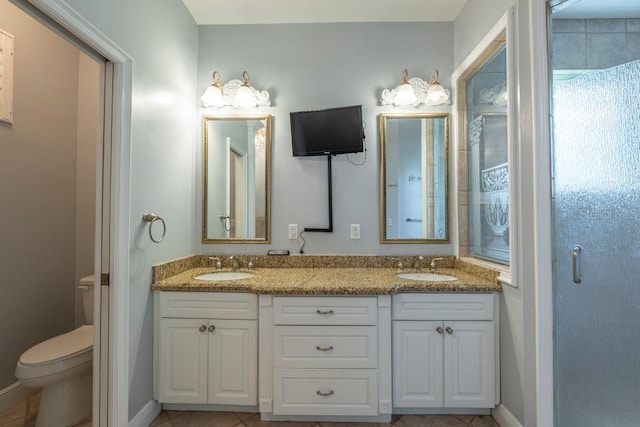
202, 115, 271, 243
379, 113, 449, 243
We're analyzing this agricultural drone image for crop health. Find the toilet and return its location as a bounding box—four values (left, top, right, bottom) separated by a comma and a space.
15, 275, 95, 427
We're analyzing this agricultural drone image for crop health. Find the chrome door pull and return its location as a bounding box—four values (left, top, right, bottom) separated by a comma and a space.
316, 345, 334, 351
436, 326, 444, 334
199, 325, 207, 332
445, 326, 454, 334
572, 245, 582, 284
316, 390, 334, 396
316, 309, 334, 315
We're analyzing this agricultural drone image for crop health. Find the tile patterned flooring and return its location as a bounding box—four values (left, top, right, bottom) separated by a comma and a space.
0, 392, 499, 427
149, 411, 500, 427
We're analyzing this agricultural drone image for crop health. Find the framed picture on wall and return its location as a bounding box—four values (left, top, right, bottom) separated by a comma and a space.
0, 29, 14, 125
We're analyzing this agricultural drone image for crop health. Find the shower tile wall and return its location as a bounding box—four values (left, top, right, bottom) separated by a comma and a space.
552, 19, 640, 70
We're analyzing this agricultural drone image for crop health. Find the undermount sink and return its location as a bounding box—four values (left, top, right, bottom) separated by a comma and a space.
194, 272, 255, 281
397, 272, 459, 282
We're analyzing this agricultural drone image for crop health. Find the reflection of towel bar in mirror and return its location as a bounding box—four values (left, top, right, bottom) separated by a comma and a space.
202, 114, 272, 243
406, 218, 422, 223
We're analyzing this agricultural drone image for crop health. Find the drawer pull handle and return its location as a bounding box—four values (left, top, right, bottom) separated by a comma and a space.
208, 325, 215, 333
316, 345, 334, 351
199, 325, 207, 332
445, 326, 454, 334
316, 309, 334, 315
316, 390, 334, 397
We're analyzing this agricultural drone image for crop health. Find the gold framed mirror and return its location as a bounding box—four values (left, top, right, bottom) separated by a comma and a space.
379, 113, 449, 243
202, 114, 271, 243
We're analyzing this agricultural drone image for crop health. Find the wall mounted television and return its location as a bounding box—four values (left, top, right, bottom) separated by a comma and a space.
290, 105, 364, 157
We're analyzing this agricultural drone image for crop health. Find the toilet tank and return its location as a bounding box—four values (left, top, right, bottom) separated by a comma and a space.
79, 275, 95, 325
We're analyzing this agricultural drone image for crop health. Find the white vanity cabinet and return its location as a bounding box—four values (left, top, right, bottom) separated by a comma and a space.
154, 292, 258, 406
259, 295, 392, 421
392, 293, 499, 410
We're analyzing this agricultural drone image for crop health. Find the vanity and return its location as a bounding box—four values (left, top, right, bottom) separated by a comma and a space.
151, 255, 501, 423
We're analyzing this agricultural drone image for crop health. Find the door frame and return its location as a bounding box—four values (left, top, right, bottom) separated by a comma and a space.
526, 0, 554, 425
24, 1, 133, 425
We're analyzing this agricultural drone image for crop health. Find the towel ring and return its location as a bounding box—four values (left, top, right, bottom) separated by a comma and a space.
142, 213, 166, 243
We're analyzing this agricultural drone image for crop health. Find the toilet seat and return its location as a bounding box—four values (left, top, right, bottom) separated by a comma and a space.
16, 325, 93, 380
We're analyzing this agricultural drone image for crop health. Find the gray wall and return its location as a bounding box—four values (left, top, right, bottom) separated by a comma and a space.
196, 22, 454, 256
62, 0, 199, 419
0, 0, 80, 390
453, 0, 516, 68
74, 53, 101, 326
453, 1, 524, 424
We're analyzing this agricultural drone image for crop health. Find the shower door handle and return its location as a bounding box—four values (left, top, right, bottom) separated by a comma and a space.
572, 245, 582, 284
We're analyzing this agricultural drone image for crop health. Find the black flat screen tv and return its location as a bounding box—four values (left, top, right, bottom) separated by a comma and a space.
290, 105, 364, 157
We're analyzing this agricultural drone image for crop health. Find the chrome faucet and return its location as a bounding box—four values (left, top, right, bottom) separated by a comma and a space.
430, 257, 444, 273
413, 256, 425, 272
392, 257, 404, 273
248, 258, 256, 270
209, 257, 222, 270
229, 256, 240, 271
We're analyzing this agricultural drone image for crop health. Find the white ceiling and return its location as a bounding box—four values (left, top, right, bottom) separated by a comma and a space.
553, 0, 640, 19
181, 0, 468, 25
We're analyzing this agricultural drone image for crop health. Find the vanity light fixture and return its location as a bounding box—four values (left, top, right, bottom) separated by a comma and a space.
380, 68, 450, 107
381, 69, 418, 106
424, 69, 450, 106
201, 71, 225, 108
201, 70, 271, 108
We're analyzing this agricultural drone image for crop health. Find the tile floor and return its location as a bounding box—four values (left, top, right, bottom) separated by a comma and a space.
0, 389, 91, 427
149, 411, 500, 427
0, 392, 500, 427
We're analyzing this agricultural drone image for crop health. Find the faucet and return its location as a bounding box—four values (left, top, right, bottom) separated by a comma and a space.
209, 257, 222, 270
229, 256, 240, 271
413, 256, 425, 272
248, 258, 256, 270
430, 257, 444, 273
391, 257, 404, 273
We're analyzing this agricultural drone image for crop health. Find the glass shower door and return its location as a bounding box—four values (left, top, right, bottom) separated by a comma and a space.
552, 60, 640, 425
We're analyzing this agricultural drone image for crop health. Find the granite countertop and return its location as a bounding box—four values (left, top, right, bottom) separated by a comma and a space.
151, 266, 502, 295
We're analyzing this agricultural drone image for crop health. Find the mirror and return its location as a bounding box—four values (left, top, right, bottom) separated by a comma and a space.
202, 115, 271, 243
379, 113, 449, 243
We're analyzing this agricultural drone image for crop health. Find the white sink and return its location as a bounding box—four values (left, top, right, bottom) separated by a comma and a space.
397, 272, 458, 282
194, 272, 254, 281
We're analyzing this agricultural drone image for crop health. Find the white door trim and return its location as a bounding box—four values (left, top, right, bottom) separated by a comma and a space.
527, 0, 554, 425
25, 1, 132, 425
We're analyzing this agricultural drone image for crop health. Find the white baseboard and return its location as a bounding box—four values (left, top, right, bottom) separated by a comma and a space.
129, 399, 161, 427
0, 382, 36, 414
492, 403, 523, 427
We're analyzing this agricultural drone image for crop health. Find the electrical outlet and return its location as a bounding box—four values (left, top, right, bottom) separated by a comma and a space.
350, 224, 361, 240
288, 224, 298, 240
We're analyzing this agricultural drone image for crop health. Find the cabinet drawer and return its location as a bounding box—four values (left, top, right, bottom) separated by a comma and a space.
273, 296, 377, 325
393, 293, 495, 321
158, 292, 257, 319
273, 369, 378, 416
274, 326, 377, 369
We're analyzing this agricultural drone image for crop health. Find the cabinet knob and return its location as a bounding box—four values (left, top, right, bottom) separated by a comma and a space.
208, 325, 215, 333
199, 325, 207, 332
316, 309, 334, 315
445, 326, 454, 334
316, 345, 334, 351
316, 390, 334, 397
436, 326, 444, 334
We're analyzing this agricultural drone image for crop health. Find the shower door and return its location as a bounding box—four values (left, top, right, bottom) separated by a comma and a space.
552, 60, 640, 425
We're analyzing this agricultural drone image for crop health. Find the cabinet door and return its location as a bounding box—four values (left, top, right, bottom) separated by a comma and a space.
208, 319, 258, 405
158, 318, 208, 404
443, 321, 495, 408
393, 321, 443, 407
